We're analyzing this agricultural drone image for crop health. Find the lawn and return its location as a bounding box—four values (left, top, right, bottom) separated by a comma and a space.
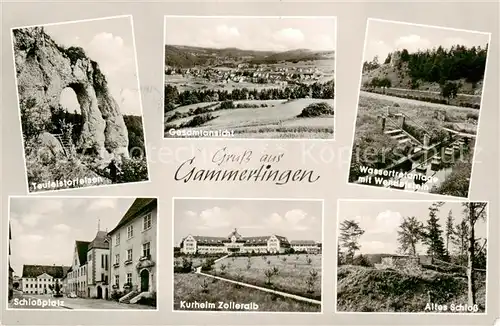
173, 273, 321, 312
164, 98, 334, 139
207, 254, 322, 300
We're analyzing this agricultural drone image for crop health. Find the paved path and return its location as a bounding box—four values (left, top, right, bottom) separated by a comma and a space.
195, 270, 321, 305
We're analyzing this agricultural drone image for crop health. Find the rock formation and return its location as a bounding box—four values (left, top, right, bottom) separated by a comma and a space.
13, 26, 129, 162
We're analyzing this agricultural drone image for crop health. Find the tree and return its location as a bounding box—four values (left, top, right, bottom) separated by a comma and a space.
440, 81, 460, 104
452, 219, 469, 265
462, 202, 487, 306
339, 220, 365, 263
422, 202, 446, 259
445, 210, 455, 258
397, 216, 424, 256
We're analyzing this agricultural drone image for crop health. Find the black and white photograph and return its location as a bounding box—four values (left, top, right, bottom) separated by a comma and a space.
7, 196, 158, 310
173, 198, 323, 313
348, 19, 490, 198
336, 200, 488, 313
12, 15, 150, 193
163, 16, 336, 140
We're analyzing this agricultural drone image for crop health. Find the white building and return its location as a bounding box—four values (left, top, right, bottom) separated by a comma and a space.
290, 240, 322, 253
180, 229, 307, 255
109, 198, 157, 303
66, 241, 89, 297
21, 265, 69, 295
86, 230, 110, 299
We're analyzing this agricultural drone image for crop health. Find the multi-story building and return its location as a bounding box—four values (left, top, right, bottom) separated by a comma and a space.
290, 240, 322, 253
21, 265, 69, 295
108, 198, 157, 302
179, 228, 322, 255
86, 230, 110, 299
66, 240, 89, 297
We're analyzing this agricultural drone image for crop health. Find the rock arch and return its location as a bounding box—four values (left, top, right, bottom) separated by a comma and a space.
13, 26, 129, 161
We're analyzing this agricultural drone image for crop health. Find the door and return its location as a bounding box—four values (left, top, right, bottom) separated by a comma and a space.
140, 270, 149, 292
97, 286, 102, 299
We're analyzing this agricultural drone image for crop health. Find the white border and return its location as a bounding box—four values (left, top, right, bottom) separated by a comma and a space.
162, 15, 337, 142
6, 195, 160, 312
171, 196, 324, 314
345, 17, 493, 200
10, 15, 152, 195
333, 198, 490, 315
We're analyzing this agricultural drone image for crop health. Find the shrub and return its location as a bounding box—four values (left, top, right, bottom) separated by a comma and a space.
181, 113, 217, 128
297, 102, 334, 118
174, 257, 193, 273
219, 101, 236, 110
120, 157, 148, 183
110, 290, 123, 301
64, 46, 87, 65
201, 258, 215, 272
352, 254, 374, 267
136, 292, 156, 307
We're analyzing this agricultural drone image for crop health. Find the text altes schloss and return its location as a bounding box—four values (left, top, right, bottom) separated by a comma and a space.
174, 157, 320, 185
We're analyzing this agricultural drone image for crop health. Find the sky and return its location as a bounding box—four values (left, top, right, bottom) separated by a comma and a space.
37, 16, 142, 115
9, 197, 135, 276
173, 199, 323, 246
364, 19, 490, 63
337, 201, 488, 256
164, 16, 336, 52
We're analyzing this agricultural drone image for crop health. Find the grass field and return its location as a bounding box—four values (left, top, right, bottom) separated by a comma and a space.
336, 265, 486, 313
173, 273, 321, 312
208, 254, 322, 300
164, 98, 334, 139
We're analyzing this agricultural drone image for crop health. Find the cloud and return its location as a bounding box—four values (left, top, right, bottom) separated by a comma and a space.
311, 34, 336, 51
265, 209, 311, 231
273, 28, 305, 45
394, 34, 432, 53
22, 234, 44, 242
215, 25, 240, 38
53, 224, 71, 232
284, 209, 308, 224
185, 210, 197, 217
198, 206, 232, 229
365, 40, 393, 62
87, 198, 117, 211
21, 213, 43, 227
267, 213, 283, 225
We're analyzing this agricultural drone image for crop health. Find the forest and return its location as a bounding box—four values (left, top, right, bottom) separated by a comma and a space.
164, 80, 335, 111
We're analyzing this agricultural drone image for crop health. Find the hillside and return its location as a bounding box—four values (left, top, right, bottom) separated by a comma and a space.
336, 265, 486, 313
362, 45, 488, 95
165, 45, 334, 68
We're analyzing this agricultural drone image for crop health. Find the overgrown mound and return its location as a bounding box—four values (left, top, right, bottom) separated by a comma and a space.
336, 265, 482, 313
297, 102, 334, 118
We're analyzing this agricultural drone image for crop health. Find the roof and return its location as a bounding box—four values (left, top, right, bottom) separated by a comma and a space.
22, 265, 70, 278
88, 231, 110, 250
75, 241, 90, 265
192, 236, 227, 246
227, 228, 243, 240
274, 235, 290, 244
108, 198, 157, 235
290, 240, 318, 245
243, 236, 270, 245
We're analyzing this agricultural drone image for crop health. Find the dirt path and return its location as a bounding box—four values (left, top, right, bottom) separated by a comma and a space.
389, 87, 480, 98
359, 91, 477, 111
195, 269, 321, 306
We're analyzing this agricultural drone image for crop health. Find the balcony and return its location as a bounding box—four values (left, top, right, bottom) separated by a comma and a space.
113, 262, 120, 268
124, 259, 132, 266
139, 254, 151, 261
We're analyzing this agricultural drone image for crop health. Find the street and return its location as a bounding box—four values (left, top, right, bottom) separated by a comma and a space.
8, 290, 155, 310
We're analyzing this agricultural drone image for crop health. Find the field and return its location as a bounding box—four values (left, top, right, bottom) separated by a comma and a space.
336, 265, 486, 313
173, 273, 320, 312
165, 75, 292, 92
207, 254, 322, 300
164, 98, 334, 139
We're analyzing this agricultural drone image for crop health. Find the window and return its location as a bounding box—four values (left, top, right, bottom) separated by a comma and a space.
115, 254, 120, 264
142, 242, 151, 258
101, 273, 104, 281
143, 213, 152, 231
127, 249, 133, 261
101, 254, 104, 268
126, 273, 132, 284
115, 233, 120, 245
127, 225, 134, 239
105, 254, 108, 270
115, 275, 119, 286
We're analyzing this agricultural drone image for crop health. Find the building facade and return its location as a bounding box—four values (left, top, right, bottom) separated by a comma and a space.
86, 231, 110, 299
180, 229, 321, 255
290, 240, 322, 253
109, 198, 157, 298
66, 241, 89, 297
21, 265, 69, 295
